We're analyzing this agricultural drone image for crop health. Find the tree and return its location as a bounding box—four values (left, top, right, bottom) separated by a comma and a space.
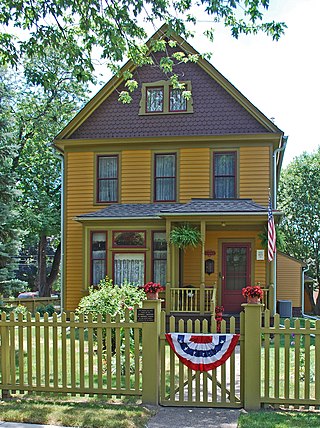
0, 69, 19, 281
278, 149, 320, 314
0, 0, 286, 88
8, 51, 88, 296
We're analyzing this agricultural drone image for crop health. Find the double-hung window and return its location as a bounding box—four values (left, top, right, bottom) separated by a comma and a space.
146, 87, 164, 113
152, 232, 167, 286
91, 232, 107, 285
97, 155, 118, 203
154, 153, 176, 202
213, 152, 237, 198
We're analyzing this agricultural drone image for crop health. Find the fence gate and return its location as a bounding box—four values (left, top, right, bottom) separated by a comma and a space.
160, 312, 243, 407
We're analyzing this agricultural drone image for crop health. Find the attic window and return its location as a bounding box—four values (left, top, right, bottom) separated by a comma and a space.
146, 87, 164, 113
169, 87, 187, 112
139, 80, 193, 115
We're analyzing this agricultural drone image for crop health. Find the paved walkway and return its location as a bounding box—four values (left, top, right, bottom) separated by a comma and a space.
146, 407, 241, 428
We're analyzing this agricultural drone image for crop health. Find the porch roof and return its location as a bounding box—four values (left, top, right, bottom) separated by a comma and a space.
76, 198, 277, 221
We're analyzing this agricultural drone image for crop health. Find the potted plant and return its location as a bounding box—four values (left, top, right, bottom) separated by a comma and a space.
242, 285, 263, 304
169, 223, 202, 250
140, 282, 165, 300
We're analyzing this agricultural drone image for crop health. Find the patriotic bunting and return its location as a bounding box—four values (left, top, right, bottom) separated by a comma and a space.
165, 333, 240, 372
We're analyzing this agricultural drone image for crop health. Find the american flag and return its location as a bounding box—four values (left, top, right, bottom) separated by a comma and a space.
268, 193, 276, 262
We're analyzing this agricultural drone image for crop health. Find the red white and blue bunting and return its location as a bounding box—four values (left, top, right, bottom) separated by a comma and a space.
165, 333, 240, 372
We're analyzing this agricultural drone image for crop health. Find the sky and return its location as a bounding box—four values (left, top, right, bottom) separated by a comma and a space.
90, 0, 320, 167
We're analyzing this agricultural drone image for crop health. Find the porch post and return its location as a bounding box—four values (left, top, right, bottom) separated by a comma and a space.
165, 219, 171, 314
199, 220, 206, 315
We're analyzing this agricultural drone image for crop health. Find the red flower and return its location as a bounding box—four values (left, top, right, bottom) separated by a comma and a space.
241, 285, 263, 299
140, 282, 165, 294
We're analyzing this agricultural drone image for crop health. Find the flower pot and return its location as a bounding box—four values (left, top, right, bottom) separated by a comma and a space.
146, 291, 159, 300
247, 296, 260, 304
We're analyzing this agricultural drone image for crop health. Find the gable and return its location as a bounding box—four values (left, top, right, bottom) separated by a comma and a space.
69, 49, 271, 141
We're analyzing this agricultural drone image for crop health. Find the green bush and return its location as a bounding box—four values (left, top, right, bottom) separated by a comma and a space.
36, 303, 55, 317
0, 279, 29, 298
12, 304, 28, 319
76, 277, 145, 321
76, 277, 146, 355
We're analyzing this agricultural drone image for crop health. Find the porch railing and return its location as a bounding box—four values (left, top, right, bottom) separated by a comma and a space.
170, 288, 214, 313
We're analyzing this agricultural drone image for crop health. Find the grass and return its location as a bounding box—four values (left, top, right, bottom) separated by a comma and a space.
238, 410, 320, 428
0, 395, 153, 428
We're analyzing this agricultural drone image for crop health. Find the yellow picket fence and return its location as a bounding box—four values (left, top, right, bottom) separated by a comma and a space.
0, 310, 143, 397
0, 300, 320, 410
261, 310, 320, 407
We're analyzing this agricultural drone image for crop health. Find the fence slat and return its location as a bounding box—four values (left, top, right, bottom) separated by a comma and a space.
18, 313, 25, 391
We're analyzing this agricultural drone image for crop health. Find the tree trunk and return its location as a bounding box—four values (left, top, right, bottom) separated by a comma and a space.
46, 242, 61, 291
38, 234, 49, 297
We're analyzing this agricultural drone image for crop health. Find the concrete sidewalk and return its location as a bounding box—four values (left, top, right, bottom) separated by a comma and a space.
146, 406, 241, 427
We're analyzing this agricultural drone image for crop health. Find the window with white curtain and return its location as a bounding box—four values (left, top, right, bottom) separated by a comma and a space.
113, 253, 145, 286
97, 155, 118, 202
152, 232, 167, 286
213, 152, 236, 198
146, 87, 164, 113
154, 153, 176, 202
169, 87, 187, 112
91, 232, 107, 285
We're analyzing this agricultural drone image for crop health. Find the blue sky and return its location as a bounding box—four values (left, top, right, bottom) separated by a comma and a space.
91, 0, 319, 167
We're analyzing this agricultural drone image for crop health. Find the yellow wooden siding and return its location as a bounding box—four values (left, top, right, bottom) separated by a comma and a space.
276, 253, 302, 307
239, 146, 270, 205
121, 150, 151, 202
65, 152, 95, 311
183, 230, 266, 289
179, 148, 210, 202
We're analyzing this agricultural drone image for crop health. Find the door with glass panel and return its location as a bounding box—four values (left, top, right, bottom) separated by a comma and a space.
221, 243, 251, 313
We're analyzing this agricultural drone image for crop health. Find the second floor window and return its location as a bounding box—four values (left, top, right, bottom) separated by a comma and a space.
154, 153, 176, 202
97, 155, 118, 203
213, 152, 236, 198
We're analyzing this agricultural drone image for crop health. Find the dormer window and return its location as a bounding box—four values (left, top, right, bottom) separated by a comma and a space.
139, 80, 193, 115
146, 87, 164, 113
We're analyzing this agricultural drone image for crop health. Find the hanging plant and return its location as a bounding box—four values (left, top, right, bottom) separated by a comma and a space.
169, 224, 202, 250
259, 225, 285, 250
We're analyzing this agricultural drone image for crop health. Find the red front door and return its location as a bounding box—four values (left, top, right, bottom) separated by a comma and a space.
221, 243, 251, 313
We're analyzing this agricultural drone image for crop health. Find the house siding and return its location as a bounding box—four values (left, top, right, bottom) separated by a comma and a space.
239, 146, 270, 206
179, 148, 211, 202
276, 253, 302, 309
65, 152, 95, 310
121, 150, 151, 203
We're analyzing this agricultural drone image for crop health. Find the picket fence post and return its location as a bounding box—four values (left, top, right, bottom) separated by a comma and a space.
141, 299, 161, 405
242, 303, 263, 410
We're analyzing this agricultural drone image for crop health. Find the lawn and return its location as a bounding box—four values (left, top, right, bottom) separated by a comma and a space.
238, 410, 320, 428
0, 396, 153, 428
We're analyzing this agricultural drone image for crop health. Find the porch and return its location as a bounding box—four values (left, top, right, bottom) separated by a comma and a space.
161, 285, 274, 315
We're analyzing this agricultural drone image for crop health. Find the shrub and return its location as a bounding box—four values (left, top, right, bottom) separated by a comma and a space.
76, 277, 145, 322
0, 279, 29, 298
36, 303, 55, 317
76, 277, 146, 355
12, 304, 28, 319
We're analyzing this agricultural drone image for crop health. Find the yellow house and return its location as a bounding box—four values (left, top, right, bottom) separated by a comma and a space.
54, 25, 289, 316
